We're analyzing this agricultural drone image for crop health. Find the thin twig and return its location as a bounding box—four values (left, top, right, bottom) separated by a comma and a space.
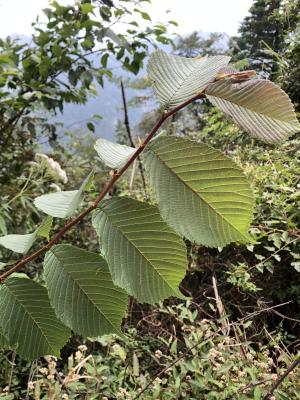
0, 92, 205, 283
0, 106, 27, 133
7, 172, 33, 206
262, 356, 300, 400
238, 301, 292, 322
212, 272, 230, 335
133, 329, 220, 400
120, 79, 148, 198
8, 352, 16, 392
249, 237, 299, 272
42, 357, 70, 395
239, 378, 273, 394
120, 80, 135, 148
25, 360, 36, 400
73, 355, 93, 373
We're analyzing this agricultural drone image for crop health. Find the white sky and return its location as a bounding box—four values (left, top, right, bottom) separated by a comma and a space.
0, 0, 252, 38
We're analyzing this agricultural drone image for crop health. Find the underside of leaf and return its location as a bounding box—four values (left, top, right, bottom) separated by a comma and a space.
44, 245, 128, 337
92, 197, 188, 304
0, 231, 37, 254
34, 171, 94, 218
144, 136, 254, 247
148, 49, 230, 110
206, 79, 300, 143
94, 138, 135, 169
0, 277, 70, 360
0, 216, 53, 254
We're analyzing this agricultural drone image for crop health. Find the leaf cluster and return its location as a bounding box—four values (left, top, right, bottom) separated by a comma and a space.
0, 47, 299, 361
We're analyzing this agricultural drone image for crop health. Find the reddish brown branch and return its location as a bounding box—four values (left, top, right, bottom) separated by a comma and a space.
0, 92, 205, 283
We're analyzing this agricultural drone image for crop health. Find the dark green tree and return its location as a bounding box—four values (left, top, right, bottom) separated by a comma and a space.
232, 0, 300, 108
176, 31, 227, 57
279, 0, 300, 111
232, 0, 284, 78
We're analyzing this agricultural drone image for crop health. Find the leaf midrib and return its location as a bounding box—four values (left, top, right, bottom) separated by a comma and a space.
49, 251, 121, 333
148, 144, 252, 240
166, 57, 207, 108
99, 207, 180, 297
5, 282, 57, 355
207, 92, 298, 126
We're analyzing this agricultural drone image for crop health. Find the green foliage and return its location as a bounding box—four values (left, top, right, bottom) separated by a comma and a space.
34, 171, 93, 218
94, 138, 135, 169
0, 277, 70, 360
144, 136, 253, 247
188, 107, 300, 315
2, 303, 300, 399
36, 216, 53, 241
0, 328, 10, 349
206, 78, 300, 142
0, 217, 52, 254
233, 0, 283, 77
148, 50, 230, 109
0, 0, 174, 189
44, 245, 128, 337
233, 0, 300, 110
226, 263, 261, 292
92, 197, 187, 303
0, 35, 299, 363
280, 1, 300, 111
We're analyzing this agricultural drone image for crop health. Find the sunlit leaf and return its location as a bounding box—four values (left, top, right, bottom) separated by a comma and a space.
92, 197, 188, 304
0, 217, 53, 254
0, 277, 70, 360
36, 216, 53, 240
144, 136, 254, 247
0, 231, 37, 254
44, 245, 128, 337
206, 79, 300, 143
94, 138, 135, 169
34, 171, 94, 218
148, 49, 230, 110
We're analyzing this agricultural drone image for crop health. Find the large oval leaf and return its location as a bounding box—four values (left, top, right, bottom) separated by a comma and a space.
206, 79, 300, 143
92, 197, 188, 304
44, 244, 128, 337
143, 136, 254, 247
147, 49, 230, 110
0, 277, 70, 360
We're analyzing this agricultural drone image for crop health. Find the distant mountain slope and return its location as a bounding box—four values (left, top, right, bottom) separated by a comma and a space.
58, 76, 151, 141
55, 47, 171, 142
